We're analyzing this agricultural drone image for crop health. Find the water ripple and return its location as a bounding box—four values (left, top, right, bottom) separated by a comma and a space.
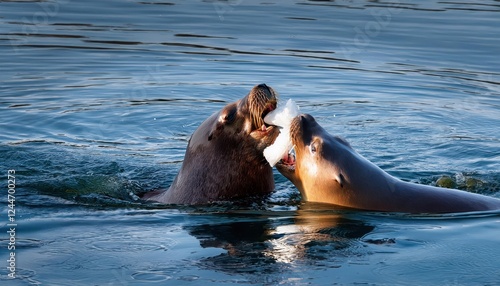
1, 0, 499, 284
131, 271, 172, 282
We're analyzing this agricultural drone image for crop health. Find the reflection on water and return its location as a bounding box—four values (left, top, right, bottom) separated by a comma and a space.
264, 206, 375, 264
185, 205, 375, 283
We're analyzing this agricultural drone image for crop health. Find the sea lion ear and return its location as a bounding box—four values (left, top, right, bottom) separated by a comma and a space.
208, 122, 222, 141
334, 173, 344, 188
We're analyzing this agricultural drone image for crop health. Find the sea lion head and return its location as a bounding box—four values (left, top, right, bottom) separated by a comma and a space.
276, 114, 350, 201
160, 84, 280, 204
204, 83, 280, 151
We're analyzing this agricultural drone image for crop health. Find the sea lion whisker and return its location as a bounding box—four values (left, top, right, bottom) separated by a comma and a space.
250, 102, 268, 130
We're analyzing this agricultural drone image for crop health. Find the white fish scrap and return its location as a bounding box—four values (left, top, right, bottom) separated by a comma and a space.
263, 99, 300, 166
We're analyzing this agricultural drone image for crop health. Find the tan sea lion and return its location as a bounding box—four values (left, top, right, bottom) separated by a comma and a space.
276, 114, 500, 213
143, 84, 279, 204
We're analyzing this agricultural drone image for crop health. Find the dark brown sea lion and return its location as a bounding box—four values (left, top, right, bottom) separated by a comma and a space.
276, 114, 500, 214
143, 84, 279, 204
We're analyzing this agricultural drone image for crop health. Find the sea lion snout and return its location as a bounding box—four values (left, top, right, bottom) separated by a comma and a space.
248, 83, 278, 105
289, 114, 305, 141
289, 113, 320, 147
243, 84, 278, 128
292, 113, 317, 129
253, 83, 276, 101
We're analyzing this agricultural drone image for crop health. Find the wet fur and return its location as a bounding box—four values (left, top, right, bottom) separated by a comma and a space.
278, 114, 500, 214
144, 84, 279, 204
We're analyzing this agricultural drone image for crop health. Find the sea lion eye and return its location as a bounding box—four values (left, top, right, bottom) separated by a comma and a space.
310, 138, 321, 155
310, 142, 317, 154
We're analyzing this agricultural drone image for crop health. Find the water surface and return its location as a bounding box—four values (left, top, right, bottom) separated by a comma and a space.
1, 0, 500, 285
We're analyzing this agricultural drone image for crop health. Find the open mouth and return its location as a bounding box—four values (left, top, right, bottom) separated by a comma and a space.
261, 101, 276, 120
278, 146, 296, 170
254, 100, 277, 133
248, 83, 279, 135
276, 113, 300, 169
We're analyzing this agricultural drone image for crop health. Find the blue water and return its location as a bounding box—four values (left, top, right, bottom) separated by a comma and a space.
1, 0, 500, 285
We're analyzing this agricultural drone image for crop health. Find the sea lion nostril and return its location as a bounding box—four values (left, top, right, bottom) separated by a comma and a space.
299, 114, 307, 125
256, 83, 274, 99
298, 114, 317, 127
257, 83, 267, 88
257, 83, 269, 90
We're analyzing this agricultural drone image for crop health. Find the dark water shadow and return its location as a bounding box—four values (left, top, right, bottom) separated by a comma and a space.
184, 203, 375, 279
